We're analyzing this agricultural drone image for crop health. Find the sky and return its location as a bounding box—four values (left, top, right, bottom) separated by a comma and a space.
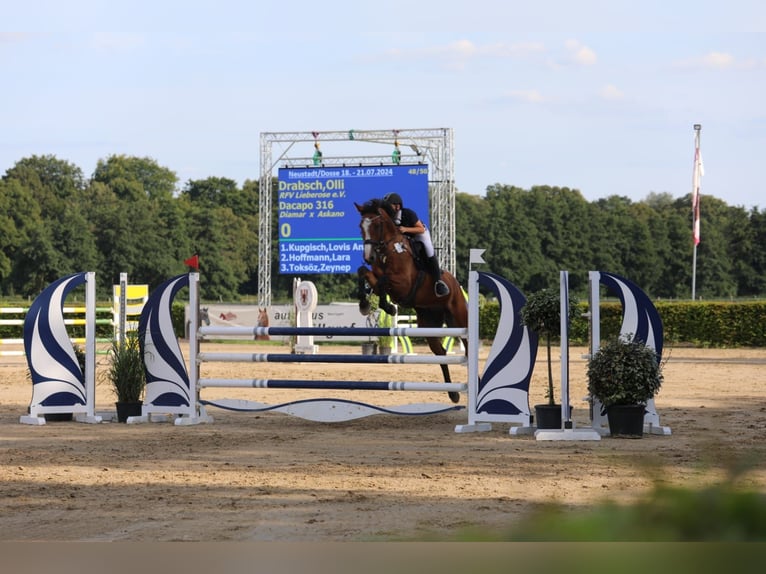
2, 1, 764, 209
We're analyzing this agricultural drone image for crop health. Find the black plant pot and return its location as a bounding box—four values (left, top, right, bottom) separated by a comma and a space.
607, 404, 646, 437
534, 404, 573, 430
534, 404, 562, 429
115, 401, 143, 423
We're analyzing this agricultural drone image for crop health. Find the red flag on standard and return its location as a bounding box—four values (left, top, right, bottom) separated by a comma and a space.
184, 254, 200, 270
692, 141, 704, 246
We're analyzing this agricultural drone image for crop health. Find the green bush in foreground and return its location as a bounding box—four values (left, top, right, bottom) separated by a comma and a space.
449, 478, 766, 542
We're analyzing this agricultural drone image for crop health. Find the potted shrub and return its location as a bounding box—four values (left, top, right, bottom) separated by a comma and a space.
520, 288, 578, 429
587, 335, 664, 437
107, 334, 146, 422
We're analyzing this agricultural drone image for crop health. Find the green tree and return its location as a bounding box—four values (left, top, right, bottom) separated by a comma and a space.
483, 184, 548, 290
93, 154, 177, 201
86, 156, 187, 291
455, 191, 492, 282
693, 196, 737, 299
3, 156, 99, 294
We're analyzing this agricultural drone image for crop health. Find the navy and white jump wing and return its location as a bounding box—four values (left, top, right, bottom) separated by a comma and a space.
23, 273, 87, 407
599, 272, 663, 359
139, 274, 192, 407
476, 272, 538, 416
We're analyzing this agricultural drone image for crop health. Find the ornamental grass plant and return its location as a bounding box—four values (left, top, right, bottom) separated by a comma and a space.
107, 334, 145, 403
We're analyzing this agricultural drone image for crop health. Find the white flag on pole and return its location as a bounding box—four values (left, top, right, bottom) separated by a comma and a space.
692, 137, 704, 246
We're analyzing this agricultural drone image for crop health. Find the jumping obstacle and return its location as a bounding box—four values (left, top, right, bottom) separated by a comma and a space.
532, 269, 671, 441
16, 272, 147, 425
19, 272, 101, 425
587, 270, 671, 436
134, 249, 541, 430
532, 271, 601, 441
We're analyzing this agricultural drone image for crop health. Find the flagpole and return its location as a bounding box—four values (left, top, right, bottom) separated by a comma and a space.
691, 124, 702, 300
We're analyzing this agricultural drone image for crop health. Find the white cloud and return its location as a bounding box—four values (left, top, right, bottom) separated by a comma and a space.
703, 51, 736, 68
564, 39, 597, 66
675, 51, 761, 70
0, 32, 30, 44
382, 39, 545, 70
600, 84, 624, 100
89, 33, 145, 52
505, 89, 547, 103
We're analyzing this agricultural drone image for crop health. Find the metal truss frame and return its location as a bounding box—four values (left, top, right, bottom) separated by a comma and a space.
258, 128, 455, 306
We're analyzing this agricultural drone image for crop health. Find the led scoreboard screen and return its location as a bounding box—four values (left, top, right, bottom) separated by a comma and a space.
277, 164, 429, 274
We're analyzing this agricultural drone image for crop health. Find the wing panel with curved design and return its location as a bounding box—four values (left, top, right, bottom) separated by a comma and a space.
23, 273, 88, 411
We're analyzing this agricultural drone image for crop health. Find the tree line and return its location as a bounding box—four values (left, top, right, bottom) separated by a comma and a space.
1, 154, 764, 302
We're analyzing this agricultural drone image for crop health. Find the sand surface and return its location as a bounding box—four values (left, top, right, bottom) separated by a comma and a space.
1, 343, 765, 541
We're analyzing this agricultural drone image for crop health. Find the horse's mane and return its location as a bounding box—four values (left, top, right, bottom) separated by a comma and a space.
359, 198, 396, 219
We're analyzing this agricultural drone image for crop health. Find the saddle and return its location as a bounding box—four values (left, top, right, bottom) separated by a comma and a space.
403, 236, 427, 271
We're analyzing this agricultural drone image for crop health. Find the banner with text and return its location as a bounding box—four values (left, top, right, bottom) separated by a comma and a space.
277, 164, 429, 274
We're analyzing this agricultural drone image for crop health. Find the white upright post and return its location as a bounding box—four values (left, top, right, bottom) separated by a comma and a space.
76, 272, 102, 424
454, 249, 492, 433
535, 271, 600, 441
117, 272, 127, 344
560, 270, 572, 429
588, 271, 608, 433
187, 272, 201, 421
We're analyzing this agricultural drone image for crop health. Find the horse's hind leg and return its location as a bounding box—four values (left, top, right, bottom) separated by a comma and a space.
426, 336, 460, 404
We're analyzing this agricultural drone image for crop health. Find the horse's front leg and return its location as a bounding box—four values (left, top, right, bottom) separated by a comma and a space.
376, 292, 396, 315
357, 265, 378, 316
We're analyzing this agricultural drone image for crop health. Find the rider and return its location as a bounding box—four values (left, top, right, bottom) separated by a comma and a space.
382, 192, 450, 297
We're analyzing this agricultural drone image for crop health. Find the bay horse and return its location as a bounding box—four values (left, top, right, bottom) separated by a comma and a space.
355, 199, 467, 403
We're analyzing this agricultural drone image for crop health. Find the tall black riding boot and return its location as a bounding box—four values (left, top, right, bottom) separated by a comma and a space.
427, 255, 450, 297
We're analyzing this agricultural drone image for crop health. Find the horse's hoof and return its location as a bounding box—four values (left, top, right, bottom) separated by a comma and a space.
359, 301, 371, 316
448, 391, 460, 404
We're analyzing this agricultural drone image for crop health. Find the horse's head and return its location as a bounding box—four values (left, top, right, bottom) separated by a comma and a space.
356, 200, 399, 265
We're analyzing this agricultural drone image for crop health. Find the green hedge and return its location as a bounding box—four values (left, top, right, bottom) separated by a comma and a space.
479, 300, 766, 348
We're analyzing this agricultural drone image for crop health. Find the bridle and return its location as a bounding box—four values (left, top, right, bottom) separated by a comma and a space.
361, 212, 403, 267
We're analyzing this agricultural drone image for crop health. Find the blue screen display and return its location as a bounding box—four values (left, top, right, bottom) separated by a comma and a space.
277, 164, 429, 274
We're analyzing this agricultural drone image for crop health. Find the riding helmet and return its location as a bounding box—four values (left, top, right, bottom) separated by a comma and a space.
384, 192, 403, 205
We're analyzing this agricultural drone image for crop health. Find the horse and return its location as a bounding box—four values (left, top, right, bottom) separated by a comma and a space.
255, 308, 270, 341
355, 199, 467, 403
